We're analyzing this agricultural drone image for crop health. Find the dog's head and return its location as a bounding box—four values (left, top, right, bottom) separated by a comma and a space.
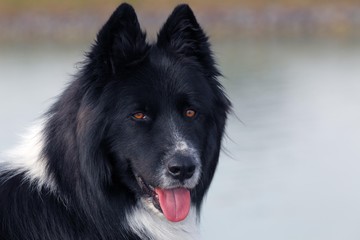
46, 3, 230, 223
90, 3, 231, 222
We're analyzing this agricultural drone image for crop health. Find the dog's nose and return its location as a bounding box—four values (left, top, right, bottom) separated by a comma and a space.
167, 155, 197, 181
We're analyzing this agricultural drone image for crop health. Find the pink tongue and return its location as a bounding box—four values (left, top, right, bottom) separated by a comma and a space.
154, 188, 191, 222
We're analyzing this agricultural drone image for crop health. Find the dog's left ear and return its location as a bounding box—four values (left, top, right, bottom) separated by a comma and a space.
157, 4, 219, 76
89, 3, 149, 76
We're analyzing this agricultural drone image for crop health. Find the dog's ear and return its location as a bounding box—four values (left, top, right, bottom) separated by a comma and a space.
89, 3, 149, 75
157, 4, 218, 76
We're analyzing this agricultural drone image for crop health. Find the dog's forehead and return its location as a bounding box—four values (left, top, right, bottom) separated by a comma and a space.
121, 65, 181, 93
146, 51, 203, 90
117, 49, 211, 107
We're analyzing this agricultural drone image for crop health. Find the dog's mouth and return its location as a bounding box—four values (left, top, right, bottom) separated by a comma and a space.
135, 175, 191, 222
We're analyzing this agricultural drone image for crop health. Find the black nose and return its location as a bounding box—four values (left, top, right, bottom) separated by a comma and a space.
167, 155, 197, 181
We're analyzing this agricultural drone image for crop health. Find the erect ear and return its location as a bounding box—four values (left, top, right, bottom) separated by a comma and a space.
157, 4, 218, 76
90, 3, 149, 75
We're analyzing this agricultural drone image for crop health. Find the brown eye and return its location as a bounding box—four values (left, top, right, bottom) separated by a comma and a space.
185, 109, 196, 118
133, 112, 146, 120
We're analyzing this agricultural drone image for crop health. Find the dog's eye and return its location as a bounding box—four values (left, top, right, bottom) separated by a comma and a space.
132, 112, 147, 120
184, 109, 196, 118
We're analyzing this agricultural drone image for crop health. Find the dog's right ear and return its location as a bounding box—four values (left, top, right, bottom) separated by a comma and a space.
157, 4, 219, 79
88, 3, 148, 75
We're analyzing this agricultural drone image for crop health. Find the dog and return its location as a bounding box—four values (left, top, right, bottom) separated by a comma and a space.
0, 3, 230, 240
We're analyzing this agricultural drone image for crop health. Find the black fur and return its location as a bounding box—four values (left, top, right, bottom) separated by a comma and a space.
0, 3, 230, 240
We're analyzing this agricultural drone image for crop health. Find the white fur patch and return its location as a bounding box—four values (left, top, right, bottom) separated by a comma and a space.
127, 202, 200, 240
0, 120, 56, 191
175, 141, 190, 152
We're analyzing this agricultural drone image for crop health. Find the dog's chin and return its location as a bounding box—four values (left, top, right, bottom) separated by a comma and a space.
134, 174, 194, 222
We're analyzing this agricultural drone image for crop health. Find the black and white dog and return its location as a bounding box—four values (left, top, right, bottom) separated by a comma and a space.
0, 3, 230, 240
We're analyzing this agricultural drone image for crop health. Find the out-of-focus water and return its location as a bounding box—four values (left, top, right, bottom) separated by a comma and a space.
1, 38, 360, 239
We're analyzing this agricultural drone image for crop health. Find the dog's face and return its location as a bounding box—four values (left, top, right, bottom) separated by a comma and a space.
106, 52, 215, 221
76, 4, 230, 222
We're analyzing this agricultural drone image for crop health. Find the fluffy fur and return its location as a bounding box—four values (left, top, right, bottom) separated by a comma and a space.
0, 3, 230, 240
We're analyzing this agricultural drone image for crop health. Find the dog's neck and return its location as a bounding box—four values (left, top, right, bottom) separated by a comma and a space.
126, 201, 200, 240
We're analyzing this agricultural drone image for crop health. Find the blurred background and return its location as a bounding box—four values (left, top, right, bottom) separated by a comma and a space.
1, 0, 360, 239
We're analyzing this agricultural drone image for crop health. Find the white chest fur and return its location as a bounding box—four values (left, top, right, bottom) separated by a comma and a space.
126, 203, 200, 240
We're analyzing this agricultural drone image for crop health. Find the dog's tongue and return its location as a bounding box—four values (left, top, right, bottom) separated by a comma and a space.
155, 188, 191, 222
